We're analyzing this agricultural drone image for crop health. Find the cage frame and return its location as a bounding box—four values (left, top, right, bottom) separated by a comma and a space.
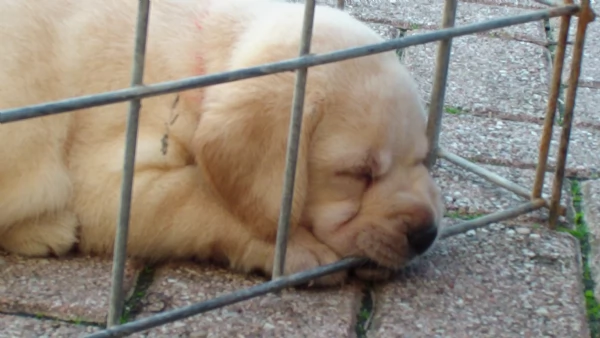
0, 0, 596, 337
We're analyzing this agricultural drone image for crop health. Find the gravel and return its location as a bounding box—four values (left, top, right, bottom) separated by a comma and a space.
582, 179, 600, 303
369, 220, 589, 338
131, 263, 362, 337
0, 314, 97, 338
432, 160, 571, 223
0, 253, 141, 323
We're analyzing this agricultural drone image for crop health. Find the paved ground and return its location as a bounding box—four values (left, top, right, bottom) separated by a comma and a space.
1, 0, 599, 337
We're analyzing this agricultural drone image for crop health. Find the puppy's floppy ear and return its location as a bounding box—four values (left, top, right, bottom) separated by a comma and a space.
192, 76, 324, 240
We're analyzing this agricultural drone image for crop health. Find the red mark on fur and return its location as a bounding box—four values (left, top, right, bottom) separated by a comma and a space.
194, 55, 205, 75
193, 7, 209, 77
182, 8, 210, 104
194, 7, 209, 31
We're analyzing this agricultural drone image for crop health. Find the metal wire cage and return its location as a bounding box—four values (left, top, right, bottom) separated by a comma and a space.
0, 0, 596, 337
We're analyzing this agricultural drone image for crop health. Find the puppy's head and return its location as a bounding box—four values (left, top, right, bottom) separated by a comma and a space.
193, 4, 444, 270
303, 62, 445, 269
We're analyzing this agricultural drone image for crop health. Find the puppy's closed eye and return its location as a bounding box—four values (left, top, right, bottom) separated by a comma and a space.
337, 166, 373, 186
413, 158, 427, 167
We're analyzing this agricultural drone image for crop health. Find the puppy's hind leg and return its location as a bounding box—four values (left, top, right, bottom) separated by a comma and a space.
0, 210, 78, 257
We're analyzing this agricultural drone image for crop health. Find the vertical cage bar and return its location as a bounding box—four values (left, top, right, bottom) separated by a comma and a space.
532, 0, 572, 199
337, 0, 345, 10
549, 1, 595, 228
107, 0, 151, 327
272, 0, 317, 280
425, 0, 458, 169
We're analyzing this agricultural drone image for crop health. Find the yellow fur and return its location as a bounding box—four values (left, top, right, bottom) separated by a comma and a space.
0, 0, 444, 285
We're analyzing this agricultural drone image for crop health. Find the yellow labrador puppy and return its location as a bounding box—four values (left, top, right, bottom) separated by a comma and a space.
0, 0, 444, 285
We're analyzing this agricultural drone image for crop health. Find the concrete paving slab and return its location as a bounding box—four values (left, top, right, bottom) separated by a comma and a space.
582, 179, 600, 303
132, 263, 363, 337
571, 85, 600, 130
0, 253, 141, 324
549, 18, 600, 84
368, 221, 589, 338
403, 31, 551, 119
318, 0, 547, 8
316, 0, 546, 41
433, 161, 571, 222
439, 114, 600, 178
0, 314, 98, 338
463, 0, 547, 9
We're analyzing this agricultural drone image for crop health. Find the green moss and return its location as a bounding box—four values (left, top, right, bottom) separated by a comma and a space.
355, 285, 374, 338
559, 181, 600, 337
445, 211, 484, 220
395, 28, 407, 61
444, 106, 464, 115
409, 23, 422, 30
120, 265, 156, 324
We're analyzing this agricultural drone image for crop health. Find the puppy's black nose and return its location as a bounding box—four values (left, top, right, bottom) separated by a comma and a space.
407, 225, 438, 255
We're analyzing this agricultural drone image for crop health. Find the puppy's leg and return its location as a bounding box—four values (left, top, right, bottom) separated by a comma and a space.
0, 114, 77, 257
0, 210, 78, 257
283, 227, 348, 285
76, 165, 345, 285
225, 225, 346, 285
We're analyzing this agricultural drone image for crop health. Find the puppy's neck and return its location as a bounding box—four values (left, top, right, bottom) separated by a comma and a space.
155, 0, 258, 105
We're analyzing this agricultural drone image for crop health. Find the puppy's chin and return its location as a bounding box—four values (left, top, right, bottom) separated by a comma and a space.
354, 225, 415, 270
311, 210, 442, 275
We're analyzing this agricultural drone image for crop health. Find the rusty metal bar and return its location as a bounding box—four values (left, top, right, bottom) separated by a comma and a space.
272, 0, 317, 280
532, 0, 572, 199
106, 0, 151, 328
441, 199, 547, 239
549, 0, 596, 228
0, 5, 579, 124
425, 0, 458, 169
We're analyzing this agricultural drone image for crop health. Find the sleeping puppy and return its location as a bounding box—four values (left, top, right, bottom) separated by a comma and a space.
0, 0, 444, 285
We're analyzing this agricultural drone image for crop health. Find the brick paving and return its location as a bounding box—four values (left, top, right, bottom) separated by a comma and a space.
1, 0, 599, 337
0, 254, 141, 324
132, 264, 362, 337
433, 162, 571, 222
370, 220, 589, 338
583, 180, 600, 305
0, 314, 98, 338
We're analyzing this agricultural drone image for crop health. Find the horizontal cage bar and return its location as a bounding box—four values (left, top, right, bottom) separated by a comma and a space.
0, 5, 579, 124
86, 197, 545, 337
1, 0, 593, 336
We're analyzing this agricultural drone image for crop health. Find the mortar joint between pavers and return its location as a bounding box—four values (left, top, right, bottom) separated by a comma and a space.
355, 282, 375, 338
542, 17, 569, 127
119, 265, 157, 325
0, 310, 103, 329
558, 180, 600, 337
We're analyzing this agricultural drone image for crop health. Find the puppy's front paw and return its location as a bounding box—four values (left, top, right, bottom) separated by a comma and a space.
283, 231, 347, 287
232, 229, 347, 286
